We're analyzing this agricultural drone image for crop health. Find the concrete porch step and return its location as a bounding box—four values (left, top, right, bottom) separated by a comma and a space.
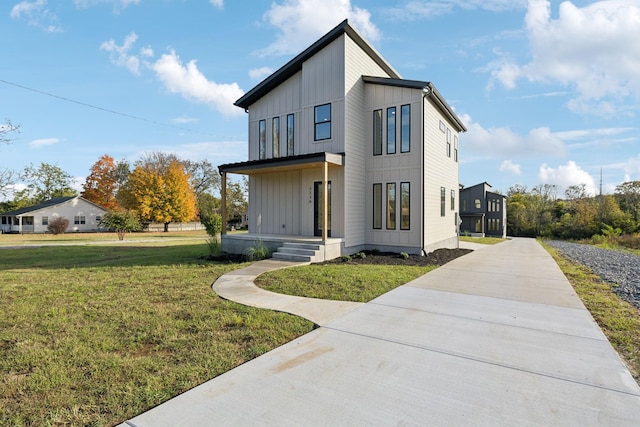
272, 242, 324, 262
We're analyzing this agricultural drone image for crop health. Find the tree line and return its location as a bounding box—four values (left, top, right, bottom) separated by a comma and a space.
0, 152, 247, 233
507, 182, 640, 245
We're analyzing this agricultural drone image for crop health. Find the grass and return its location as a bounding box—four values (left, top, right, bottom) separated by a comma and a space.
0, 230, 209, 246
0, 240, 313, 426
255, 264, 439, 302
541, 241, 640, 382
459, 235, 506, 245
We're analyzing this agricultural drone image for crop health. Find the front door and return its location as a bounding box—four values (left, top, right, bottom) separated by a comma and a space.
313, 181, 331, 237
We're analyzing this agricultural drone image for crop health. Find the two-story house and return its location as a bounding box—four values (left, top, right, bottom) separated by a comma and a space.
218, 20, 466, 261
459, 182, 507, 238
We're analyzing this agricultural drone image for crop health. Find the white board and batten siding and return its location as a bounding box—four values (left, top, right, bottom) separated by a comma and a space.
364, 84, 425, 252
422, 96, 461, 252
342, 34, 395, 251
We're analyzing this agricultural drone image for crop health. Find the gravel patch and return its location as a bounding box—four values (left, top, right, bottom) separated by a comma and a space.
546, 240, 640, 310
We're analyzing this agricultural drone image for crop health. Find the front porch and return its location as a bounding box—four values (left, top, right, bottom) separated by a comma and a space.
221, 233, 344, 262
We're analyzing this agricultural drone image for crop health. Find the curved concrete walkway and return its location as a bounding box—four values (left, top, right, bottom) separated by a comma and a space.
212, 259, 363, 326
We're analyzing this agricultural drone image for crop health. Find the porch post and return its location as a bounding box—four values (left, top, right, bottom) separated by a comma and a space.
322, 161, 328, 241
221, 171, 227, 236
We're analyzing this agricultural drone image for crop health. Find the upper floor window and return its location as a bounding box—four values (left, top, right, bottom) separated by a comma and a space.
287, 114, 295, 156
474, 199, 481, 209
451, 189, 455, 211
258, 119, 266, 159
401, 104, 410, 153
454, 135, 459, 162
373, 109, 382, 156
387, 107, 396, 154
446, 128, 452, 158
314, 104, 331, 141
440, 187, 446, 217
272, 117, 280, 158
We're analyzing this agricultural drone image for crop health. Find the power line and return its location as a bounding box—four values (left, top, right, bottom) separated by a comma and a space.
0, 78, 217, 137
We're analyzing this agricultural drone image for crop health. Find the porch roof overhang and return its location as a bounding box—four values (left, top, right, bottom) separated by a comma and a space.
218, 152, 345, 175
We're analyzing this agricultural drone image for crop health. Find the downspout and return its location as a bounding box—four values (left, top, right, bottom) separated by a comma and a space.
221, 171, 227, 236
421, 89, 427, 256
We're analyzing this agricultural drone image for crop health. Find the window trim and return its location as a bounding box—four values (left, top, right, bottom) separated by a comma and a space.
440, 187, 446, 217
400, 104, 410, 153
386, 182, 396, 229
314, 103, 331, 141
272, 116, 280, 158
286, 113, 294, 156
258, 119, 266, 160
400, 182, 410, 230
373, 109, 382, 156
373, 183, 382, 229
387, 107, 396, 154
42, 216, 48, 226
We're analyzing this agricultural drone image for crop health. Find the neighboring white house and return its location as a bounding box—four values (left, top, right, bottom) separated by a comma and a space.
0, 196, 107, 233
218, 19, 466, 261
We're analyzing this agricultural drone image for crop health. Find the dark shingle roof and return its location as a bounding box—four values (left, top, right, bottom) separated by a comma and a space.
1, 196, 77, 216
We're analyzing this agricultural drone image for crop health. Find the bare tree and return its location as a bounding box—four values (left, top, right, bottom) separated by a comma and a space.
1, 119, 20, 144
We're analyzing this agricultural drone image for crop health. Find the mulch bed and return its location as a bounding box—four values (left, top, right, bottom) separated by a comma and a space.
204, 248, 472, 266
318, 248, 472, 266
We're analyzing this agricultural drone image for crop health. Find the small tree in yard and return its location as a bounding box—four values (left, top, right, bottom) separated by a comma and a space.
47, 217, 69, 235
100, 210, 141, 240
201, 212, 223, 255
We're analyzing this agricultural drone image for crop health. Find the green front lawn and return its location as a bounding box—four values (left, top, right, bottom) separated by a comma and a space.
0, 242, 313, 426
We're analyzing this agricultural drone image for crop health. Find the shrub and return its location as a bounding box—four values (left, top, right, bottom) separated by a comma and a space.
355, 251, 366, 259
399, 252, 410, 260
99, 210, 141, 240
47, 217, 69, 235
340, 255, 352, 262
201, 213, 223, 240
206, 236, 222, 256
245, 240, 271, 261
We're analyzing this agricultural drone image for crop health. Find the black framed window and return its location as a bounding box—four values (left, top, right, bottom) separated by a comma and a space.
446, 128, 452, 158
373, 109, 382, 156
42, 216, 48, 226
373, 183, 382, 229
387, 183, 396, 229
314, 104, 331, 141
272, 117, 280, 158
440, 187, 446, 217
451, 189, 455, 211
387, 107, 396, 154
401, 104, 410, 153
258, 119, 266, 159
454, 135, 458, 162
287, 114, 294, 156
400, 182, 410, 230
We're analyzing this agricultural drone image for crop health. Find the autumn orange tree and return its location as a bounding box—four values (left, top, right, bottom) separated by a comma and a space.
81, 154, 120, 210
119, 159, 196, 232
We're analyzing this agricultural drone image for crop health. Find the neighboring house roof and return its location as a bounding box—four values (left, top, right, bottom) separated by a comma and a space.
460, 182, 492, 192
0, 196, 107, 216
363, 76, 467, 133
219, 152, 345, 175
234, 19, 400, 110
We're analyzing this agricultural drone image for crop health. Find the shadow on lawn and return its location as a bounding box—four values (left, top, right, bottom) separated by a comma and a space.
0, 243, 235, 270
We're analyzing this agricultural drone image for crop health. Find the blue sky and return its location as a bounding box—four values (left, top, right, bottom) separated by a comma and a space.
1, 0, 639, 199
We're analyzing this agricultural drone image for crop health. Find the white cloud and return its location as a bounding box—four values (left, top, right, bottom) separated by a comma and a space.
171, 116, 199, 124
28, 137, 59, 148
10, 0, 62, 32
538, 161, 597, 196
610, 153, 640, 181
151, 50, 244, 117
249, 67, 273, 81
100, 32, 146, 75
387, 0, 527, 21
100, 33, 245, 116
73, 0, 140, 11
209, 0, 223, 8
489, 0, 640, 116
459, 113, 566, 157
499, 159, 521, 175
257, 0, 380, 57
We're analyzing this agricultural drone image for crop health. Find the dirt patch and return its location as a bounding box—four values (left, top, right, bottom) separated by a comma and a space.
318, 248, 472, 266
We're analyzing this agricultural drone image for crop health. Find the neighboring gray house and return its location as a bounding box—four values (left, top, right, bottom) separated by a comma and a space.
218, 20, 466, 261
0, 196, 107, 234
459, 182, 507, 238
